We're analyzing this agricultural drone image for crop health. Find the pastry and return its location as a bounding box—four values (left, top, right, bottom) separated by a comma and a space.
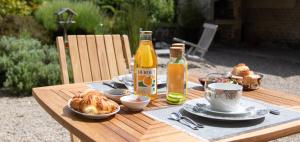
242, 74, 262, 90
70, 89, 118, 115
70, 95, 82, 111
230, 63, 263, 90
232, 63, 250, 77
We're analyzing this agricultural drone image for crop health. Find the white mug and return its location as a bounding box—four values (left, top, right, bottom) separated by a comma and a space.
205, 83, 243, 112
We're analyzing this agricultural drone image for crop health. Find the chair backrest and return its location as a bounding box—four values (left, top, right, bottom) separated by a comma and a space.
56, 35, 132, 84
197, 23, 218, 50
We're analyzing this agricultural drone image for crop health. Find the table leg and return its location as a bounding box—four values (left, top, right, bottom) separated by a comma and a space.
70, 132, 81, 142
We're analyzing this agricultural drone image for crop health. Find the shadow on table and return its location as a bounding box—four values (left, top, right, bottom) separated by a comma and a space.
179, 109, 265, 128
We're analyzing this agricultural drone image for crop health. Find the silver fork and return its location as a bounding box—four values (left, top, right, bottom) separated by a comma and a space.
177, 112, 204, 128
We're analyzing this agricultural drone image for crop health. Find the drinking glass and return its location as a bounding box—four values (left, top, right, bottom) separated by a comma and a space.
204, 73, 229, 90
124, 57, 134, 94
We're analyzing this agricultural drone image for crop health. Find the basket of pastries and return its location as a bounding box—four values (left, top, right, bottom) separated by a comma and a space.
229, 63, 263, 90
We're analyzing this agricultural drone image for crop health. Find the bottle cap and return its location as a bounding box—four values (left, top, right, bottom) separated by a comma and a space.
170, 47, 183, 58
171, 43, 185, 52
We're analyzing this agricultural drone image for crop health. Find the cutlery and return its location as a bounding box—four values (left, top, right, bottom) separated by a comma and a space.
177, 112, 204, 128
269, 109, 280, 115
103, 82, 117, 89
169, 112, 198, 130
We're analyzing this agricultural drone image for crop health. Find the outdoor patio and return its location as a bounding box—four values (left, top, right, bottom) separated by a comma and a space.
1, 45, 300, 141
1, 0, 300, 142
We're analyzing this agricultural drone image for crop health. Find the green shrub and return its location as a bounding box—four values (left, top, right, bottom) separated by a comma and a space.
34, 0, 105, 34
96, 0, 174, 53
0, 0, 44, 16
142, 0, 174, 25
0, 15, 51, 43
0, 0, 31, 16
115, 2, 152, 53
97, 0, 174, 25
0, 36, 60, 95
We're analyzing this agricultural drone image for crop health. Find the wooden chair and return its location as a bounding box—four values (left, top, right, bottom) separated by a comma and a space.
173, 23, 218, 59
56, 34, 132, 141
155, 23, 218, 60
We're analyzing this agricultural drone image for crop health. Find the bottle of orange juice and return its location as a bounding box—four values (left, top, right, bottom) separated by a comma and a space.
166, 47, 187, 104
134, 31, 157, 100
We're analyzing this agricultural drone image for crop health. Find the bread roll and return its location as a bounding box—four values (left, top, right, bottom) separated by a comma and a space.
232, 63, 250, 77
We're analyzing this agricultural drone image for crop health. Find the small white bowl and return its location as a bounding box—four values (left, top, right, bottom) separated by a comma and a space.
120, 95, 150, 111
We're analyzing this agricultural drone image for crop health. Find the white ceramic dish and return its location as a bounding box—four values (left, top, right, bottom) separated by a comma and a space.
67, 99, 120, 119
183, 99, 268, 121
201, 104, 251, 117
120, 95, 150, 111
103, 89, 128, 103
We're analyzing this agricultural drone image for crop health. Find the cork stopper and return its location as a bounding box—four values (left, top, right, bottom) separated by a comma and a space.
140, 31, 152, 35
170, 47, 183, 58
171, 43, 185, 52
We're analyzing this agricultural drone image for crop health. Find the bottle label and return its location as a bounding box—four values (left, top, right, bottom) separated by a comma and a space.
136, 68, 157, 95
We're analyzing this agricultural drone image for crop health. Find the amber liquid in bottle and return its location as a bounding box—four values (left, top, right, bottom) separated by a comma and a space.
166, 47, 187, 104
134, 31, 158, 100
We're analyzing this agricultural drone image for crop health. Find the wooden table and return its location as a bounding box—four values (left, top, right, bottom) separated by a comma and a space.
32, 76, 300, 142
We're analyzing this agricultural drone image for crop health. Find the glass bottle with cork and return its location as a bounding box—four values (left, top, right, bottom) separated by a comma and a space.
166, 46, 188, 104
171, 43, 188, 95
134, 31, 158, 100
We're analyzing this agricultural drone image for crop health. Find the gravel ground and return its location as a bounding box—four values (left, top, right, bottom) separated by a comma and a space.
0, 47, 300, 142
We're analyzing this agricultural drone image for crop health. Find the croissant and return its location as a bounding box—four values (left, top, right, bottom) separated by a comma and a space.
70, 95, 82, 111
70, 89, 118, 115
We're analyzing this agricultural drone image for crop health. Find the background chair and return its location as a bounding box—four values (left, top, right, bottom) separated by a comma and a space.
173, 23, 218, 59
56, 34, 132, 141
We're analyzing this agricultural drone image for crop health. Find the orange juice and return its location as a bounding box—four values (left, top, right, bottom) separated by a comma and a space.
134, 31, 157, 100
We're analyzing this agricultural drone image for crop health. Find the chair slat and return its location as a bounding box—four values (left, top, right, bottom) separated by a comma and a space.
68, 35, 83, 83
86, 35, 102, 81
113, 35, 127, 75
121, 35, 132, 69
60, 34, 130, 82
95, 35, 111, 80
56, 37, 69, 84
77, 35, 93, 82
104, 35, 119, 78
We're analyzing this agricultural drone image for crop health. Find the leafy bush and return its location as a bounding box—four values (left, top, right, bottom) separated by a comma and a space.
115, 2, 152, 53
0, 0, 44, 16
0, 36, 60, 95
0, 15, 51, 43
97, 0, 174, 25
0, 0, 31, 16
34, 0, 105, 35
95, 0, 174, 53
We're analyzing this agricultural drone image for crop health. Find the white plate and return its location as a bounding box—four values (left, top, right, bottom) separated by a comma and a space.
201, 104, 251, 117
113, 74, 166, 85
67, 99, 120, 119
183, 99, 269, 121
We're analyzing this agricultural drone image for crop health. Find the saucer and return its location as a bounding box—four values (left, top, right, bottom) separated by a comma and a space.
200, 104, 252, 117
183, 99, 269, 121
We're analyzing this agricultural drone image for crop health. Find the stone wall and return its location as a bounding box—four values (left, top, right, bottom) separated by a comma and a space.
243, 0, 300, 44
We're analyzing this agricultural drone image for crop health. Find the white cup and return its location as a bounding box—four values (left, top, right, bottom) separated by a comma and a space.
205, 83, 243, 112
